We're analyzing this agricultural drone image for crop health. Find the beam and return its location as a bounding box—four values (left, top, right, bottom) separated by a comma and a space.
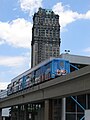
0, 65, 90, 108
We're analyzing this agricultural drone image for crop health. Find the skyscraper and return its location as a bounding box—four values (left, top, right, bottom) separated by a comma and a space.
31, 8, 60, 67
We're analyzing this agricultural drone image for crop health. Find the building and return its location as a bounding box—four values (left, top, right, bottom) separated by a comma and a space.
59, 53, 90, 120
60, 53, 90, 66
0, 90, 10, 120
31, 8, 60, 67
31, 7, 90, 119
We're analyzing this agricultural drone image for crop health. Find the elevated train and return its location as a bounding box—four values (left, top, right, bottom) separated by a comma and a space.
7, 58, 78, 95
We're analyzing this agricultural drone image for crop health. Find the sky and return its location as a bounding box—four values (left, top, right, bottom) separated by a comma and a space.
0, 0, 90, 89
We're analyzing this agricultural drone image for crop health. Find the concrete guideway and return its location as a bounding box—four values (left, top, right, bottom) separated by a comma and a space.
0, 65, 90, 108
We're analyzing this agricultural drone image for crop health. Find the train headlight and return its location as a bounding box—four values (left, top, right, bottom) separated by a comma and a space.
61, 70, 66, 74
57, 69, 66, 75
57, 69, 61, 75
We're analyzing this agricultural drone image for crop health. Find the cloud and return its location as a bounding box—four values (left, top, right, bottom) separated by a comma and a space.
0, 82, 9, 90
52, 2, 90, 29
84, 47, 90, 52
13, 8, 17, 11
85, 11, 90, 19
19, 0, 43, 16
0, 18, 32, 48
0, 40, 5, 45
0, 53, 30, 86
1, 2, 90, 49
0, 55, 28, 67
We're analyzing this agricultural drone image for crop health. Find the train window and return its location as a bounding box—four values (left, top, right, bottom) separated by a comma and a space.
7, 84, 12, 89
45, 62, 51, 71
35, 68, 41, 77
60, 61, 64, 68
29, 74, 32, 80
31, 71, 34, 78
18, 78, 22, 83
13, 81, 16, 86
41, 66, 45, 74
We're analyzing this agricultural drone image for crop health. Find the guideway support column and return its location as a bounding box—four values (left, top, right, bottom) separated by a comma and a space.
17, 105, 20, 120
0, 109, 2, 120
24, 104, 28, 120
44, 100, 52, 120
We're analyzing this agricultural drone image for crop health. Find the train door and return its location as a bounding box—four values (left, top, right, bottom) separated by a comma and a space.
7, 83, 13, 95
22, 76, 27, 89
27, 73, 32, 87
13, 81, 18, 93
40, 66, 45, 82
35, 68, 41, 84
18, 78, 22, 91
25, 75, 30, 88
13, 82, 16, 93
45, 62, 51, 80
31, 71, 35, 86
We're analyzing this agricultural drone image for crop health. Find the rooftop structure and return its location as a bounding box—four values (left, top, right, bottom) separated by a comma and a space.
60, 53, 90, 65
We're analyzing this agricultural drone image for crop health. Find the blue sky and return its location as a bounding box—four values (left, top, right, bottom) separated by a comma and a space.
0, 0, 90, 89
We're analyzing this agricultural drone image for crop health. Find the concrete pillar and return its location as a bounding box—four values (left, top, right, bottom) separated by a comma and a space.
0, 109, 2, 120
2, 118, 5, 120
10, 106, 17, 120
36, 107, 44, 120
86, 94, 88, 109
10, 107, 13, 120
61, 98, 66, 120
44, 100, 52, 120
24, 104, 28, 120
17, 106, 20, 120
20, 105, 25, 120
